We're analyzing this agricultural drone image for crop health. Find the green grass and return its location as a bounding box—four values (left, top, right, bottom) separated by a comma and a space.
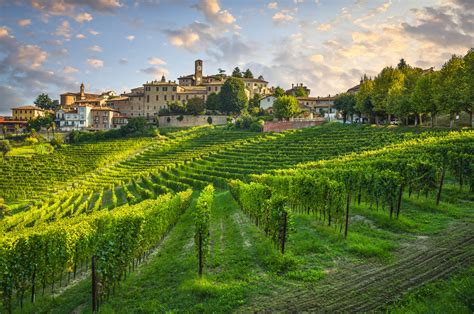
387, 267, 474, 313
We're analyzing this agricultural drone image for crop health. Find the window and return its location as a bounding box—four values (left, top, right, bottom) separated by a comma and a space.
163, 87, 168, 92
156, 87, 159, 91
208, 87, 211, 92
147, 95, 150, 103
173, 87, 176, 91
215, 87, 218, 91
156, 95, 159, 101
177, 95, 181, 100
164, 95, 167, 101
171, 95, 175, 101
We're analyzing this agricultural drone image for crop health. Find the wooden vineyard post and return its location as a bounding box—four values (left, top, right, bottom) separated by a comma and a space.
396, 184, 403, 218
198, 232, 203, 277
436, 167, 446, 206
92, 255, 98, 313
280, 210, 288, 255
344, 192, 350, 238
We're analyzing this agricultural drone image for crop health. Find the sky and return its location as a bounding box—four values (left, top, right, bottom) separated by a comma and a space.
0, 0, 472, 115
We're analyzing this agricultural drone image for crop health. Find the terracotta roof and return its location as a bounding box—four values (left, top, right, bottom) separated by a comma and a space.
179, 74, 194, 79
91, 107, 118, 111
241, 77, 268, 83
106, 96, 129, 102
297, 97, 318, 101
11, 105, 44, 111
0, 120, 28, 124
143, 81, 178, 86
60, 92, 101, 99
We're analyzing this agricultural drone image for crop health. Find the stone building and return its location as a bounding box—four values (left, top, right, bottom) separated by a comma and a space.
60, 83, 114, 108
11, 105, 45, 121
91, 107, 121, 130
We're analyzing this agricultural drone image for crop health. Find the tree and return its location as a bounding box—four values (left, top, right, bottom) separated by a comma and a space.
396, 65, 423, 125
27, 115, 53, 132
372, 66, 405, 122
249, 93, 261, 110
397, 58, 408, 70
2, 126, 6, 139
205, 92, 220, 111
355, 78, 375, 123
243, 68, 254, 79
168, 101, 187, 114
334, 93, 356, 123
0, 139, 12, 160
294, 86, 309, 97
274, 86, 285, 97
232, 67, 242, 78
463, 49, 474, 127
220, 77, 248, 114
412, 72, 438, 127
0, 197, 11, 218
435, 55, 467, 128
121, 117, 149, 135
186, 97, 206, 115
273, 95, 300, 120
34, 93, 58, 110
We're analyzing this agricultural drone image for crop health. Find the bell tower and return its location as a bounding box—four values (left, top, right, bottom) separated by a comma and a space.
80, 82, 85, 100
195, 59, 203, 86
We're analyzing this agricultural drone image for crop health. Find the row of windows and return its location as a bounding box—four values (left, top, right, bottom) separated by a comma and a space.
144, 86, 177, 92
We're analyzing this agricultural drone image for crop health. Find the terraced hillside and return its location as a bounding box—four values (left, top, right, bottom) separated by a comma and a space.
1, 124, 473, 313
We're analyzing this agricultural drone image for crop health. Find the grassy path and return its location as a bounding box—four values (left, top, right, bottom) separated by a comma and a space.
249, 222, 473, 312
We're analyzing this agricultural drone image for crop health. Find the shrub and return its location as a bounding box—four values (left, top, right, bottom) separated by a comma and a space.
177, 115, 184, 122
249, 121, 263, 132
207, 116, 213, 125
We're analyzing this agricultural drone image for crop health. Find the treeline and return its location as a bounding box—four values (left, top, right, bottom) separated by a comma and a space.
334, 49, 474, 127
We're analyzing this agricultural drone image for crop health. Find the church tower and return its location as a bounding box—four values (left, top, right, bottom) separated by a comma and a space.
195, 59, 203, 86
80, 82, 85, 100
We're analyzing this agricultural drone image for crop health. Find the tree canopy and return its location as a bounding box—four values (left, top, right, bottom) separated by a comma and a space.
273, 95, 300, 120
232, 67, 243, 78
186, 97, 206, 115
220, 77, 248, 114
274, 86, 285, 97
205, 92, 220, 111
243, 69, 254, 79
334, 93, 356, 123
34, 93, 59, 110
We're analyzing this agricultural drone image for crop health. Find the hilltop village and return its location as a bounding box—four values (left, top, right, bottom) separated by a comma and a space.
0, 59, 341, 133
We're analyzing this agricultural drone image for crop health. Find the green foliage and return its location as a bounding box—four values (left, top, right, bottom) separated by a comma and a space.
273, 95, 300, 120
334, 93, 357, 123
243, 68, 254, 79
207, 116, 213, 125
294, 86, 308, 97
186, 97, 206, 115
25, 137, 39, 145
220, 77, 248, 114
205, 92, 220, 111
274, 86, 285, 97
0, 140, 11, 159
168, 101, 187, 114
232, 67, 242, 78
194, 185, 214, 276
27, 115, 54, 132
33, 93, 59, 110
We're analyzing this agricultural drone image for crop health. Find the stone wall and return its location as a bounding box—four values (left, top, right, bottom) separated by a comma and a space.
158, 115, 228, 127
262, 119, 325, 132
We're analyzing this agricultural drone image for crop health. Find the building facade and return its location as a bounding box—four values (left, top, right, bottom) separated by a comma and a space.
11, 106, 45, 121
91, 107, 120, 130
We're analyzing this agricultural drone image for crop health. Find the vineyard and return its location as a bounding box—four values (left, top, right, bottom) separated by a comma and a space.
0, 123, 473, 312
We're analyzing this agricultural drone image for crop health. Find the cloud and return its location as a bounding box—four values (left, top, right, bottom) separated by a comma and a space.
167, 27, 200, 50
17, 19, 32, 27
76, 34, 86, 39
148, 57, 166, 65
267, 2, 278, 9
0, 26, 11, 38
119, 58, 128, 65
88, 45, 102, 52
194, 0, 236, 26
75, 12, 93, 23
30, 0, 122, 16
63, 65, 79, 73
54, 20, 71, 39
0, 35, 75, 115
309, 54, 324, 63
317, 23, 332, 31
272, 11, 294, 24
86, 58, 104, 68
126, 35, 135, 40
89, 29, 100, 35
401, 3, 474, 47
140, 66, 169, 78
